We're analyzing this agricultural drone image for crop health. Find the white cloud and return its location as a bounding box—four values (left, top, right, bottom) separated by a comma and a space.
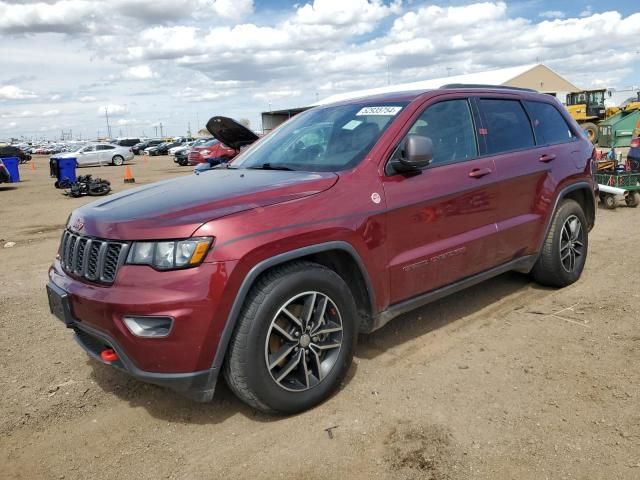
79, 96, 97, 102
97, 104, 128, 116
539, 10, 565, 19
123, 65, 156, 80
42, 109, 61, 117
209, 0, 254, 21
0, 85, 38, 100
0, 1, 95, 33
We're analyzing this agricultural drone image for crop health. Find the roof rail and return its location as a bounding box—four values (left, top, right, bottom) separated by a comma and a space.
439, 83, 537, 93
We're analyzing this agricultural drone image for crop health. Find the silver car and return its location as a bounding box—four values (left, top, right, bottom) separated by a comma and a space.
53, 143, 134, 167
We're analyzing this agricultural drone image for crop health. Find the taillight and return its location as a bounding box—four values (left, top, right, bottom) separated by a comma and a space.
631, 138, 640, 148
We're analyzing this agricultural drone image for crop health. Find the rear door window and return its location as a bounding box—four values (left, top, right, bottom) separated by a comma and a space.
408, 99, 478, 166
479, 99, 535, 154
525, 101, 575, 145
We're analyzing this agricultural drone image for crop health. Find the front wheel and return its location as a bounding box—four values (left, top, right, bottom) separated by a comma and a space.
112, 155, 124, 166
531, 199, 588, 288
223, 261, 357, 414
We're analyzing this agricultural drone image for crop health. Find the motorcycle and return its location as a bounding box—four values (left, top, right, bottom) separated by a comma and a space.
63, 175, 112, 197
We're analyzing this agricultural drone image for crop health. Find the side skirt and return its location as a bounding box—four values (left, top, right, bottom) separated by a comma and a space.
368, 255, 536, 333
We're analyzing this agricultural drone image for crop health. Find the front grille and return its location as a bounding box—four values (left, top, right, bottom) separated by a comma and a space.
59, 230, 129, 285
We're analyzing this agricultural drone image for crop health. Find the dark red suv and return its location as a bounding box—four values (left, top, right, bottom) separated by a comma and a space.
47, 86, 596, 414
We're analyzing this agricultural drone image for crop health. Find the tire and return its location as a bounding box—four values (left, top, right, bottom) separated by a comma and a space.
603, 194, 616, 209
112, 155, 124, 166
625, 192, 640, 208
223, 261, 357, 414
581, 122, 599, 143
531, 199, 588, 288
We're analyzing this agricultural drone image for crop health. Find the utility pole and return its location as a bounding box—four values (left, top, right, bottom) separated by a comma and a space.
160, 122, 163, 138
154, 126, 158, 137
104, 107, 112, 138
187, 122, 191, 137
446, 67, 453, 77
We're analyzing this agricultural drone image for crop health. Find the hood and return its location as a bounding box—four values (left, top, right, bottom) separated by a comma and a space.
68, 169, 338, 240
206, 116, 259, 150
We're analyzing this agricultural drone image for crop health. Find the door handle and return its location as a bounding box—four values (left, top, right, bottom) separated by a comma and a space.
468, 167, 492, 178
539, 154, 556, 163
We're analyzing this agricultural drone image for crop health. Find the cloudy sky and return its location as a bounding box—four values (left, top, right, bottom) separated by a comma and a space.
1, 0, 639, 141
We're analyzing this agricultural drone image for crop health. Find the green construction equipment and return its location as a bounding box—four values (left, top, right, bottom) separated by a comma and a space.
597, 109, 640, 148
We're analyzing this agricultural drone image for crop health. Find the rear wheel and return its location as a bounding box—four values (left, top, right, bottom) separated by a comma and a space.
581, 122, 599, 143
112, 155, 124, 166
625, 192, 640, 208
532, 199, 588, 288
223, 261, 357, 414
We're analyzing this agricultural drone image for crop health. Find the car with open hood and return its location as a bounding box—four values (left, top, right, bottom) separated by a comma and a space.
47, 86, 596, 414
187, 117, 259, 166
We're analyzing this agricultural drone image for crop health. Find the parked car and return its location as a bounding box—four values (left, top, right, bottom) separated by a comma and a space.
627, 136, 640, 172
0, 145, 31, 164
51, 143, 134, 167
115, 138, 141, 148
0, 158, 10, 183
146, 141, 183, 156
173, 138, 212, 166
132, 139, 162, 155
47, 86, 596, 414
169, 141, 195, 156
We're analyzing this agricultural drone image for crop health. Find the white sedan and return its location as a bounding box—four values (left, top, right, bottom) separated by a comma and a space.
52, 143, 134, 167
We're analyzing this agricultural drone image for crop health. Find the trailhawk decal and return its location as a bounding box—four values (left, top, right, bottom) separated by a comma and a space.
402, 247, 467, 272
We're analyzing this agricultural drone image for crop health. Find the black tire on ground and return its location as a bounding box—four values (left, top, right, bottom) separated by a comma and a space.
603, 194, 616, 209
531, 199, 588, 288
178, 159, 188, 166
625, 192, 640, 208
581, 122, 599, 143
112, 155, 124, 166
223, 261, 358, 414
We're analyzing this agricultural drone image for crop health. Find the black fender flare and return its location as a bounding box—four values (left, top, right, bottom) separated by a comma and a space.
210, 241, 376, 372
536, 181, 596, 255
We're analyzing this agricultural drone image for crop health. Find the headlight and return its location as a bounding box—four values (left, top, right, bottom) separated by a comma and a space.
126, 237, 213, 270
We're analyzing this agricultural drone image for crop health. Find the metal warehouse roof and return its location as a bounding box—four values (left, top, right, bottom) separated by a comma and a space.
315, 63, 577, 106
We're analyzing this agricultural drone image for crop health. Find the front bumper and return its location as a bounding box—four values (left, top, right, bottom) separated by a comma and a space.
48, 258, 235, 400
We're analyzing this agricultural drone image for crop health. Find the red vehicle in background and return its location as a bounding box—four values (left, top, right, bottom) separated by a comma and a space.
188, 118, 259, 166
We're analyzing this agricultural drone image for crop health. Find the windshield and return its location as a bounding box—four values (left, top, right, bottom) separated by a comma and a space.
233, 102, 408, 172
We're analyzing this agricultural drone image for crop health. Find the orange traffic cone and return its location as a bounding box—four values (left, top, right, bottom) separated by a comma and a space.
30, 161, 36, 170
124, 166, 135, 183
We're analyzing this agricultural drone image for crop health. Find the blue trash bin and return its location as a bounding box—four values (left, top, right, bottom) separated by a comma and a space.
56, 158, 77, 187
2, 156, 20, 182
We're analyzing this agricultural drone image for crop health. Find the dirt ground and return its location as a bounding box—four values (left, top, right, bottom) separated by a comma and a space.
1, 155, 639, 479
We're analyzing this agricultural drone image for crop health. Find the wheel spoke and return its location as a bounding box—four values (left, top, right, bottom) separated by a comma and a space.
276, 350, 303, 383
272, 322, 296, 342
309, 346, 323, 381
301, 292, 317, 328
313, 295, 328, 327
281, 307, 303, 329
268, 343, 296, 370
311, 322, 342, 337
301, 353, 311, 389
312, 342, 341, 351
561, 249, 571, 261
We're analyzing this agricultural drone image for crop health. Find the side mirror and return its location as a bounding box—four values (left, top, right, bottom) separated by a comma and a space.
389, 135, 433, 173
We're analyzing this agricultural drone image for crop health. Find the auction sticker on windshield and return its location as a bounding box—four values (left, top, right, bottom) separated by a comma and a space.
356, 106, 402, 116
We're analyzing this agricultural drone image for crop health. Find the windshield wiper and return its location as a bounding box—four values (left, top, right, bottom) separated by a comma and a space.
247, 163, 295, 171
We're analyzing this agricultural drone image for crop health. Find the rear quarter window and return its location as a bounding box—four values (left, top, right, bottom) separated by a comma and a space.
525, 101, 575, 145
479, 99, 535, 154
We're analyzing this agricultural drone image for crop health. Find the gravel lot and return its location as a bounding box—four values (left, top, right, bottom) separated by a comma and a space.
1, 155, 639, 479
